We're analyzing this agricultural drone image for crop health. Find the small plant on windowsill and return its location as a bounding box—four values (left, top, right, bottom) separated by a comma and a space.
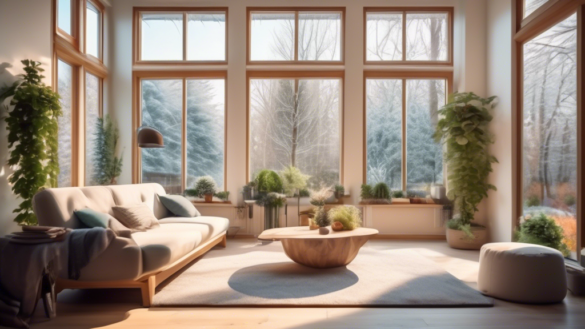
360, 183, 391, 204
334, 184, 345, 200
185, 176, 217, 203
433, 92, 498, 250
279, 166, 309, 197
214, 191, 230, 202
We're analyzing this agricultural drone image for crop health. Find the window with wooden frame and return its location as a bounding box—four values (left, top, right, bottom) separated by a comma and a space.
513, 0, 584, 262
247, 8, 345, 64
246, 71, 344, 187
132, 71, 227, 194
364, 7, 453, 65
364, 71, 453, 194
133, 7, 228, 64
53, 0, 107, 187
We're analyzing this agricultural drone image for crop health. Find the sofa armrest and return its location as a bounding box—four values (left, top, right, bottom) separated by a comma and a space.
78, 236, 143, 281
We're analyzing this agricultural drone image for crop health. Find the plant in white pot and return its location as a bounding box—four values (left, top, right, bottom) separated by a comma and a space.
434, 92, 498, 250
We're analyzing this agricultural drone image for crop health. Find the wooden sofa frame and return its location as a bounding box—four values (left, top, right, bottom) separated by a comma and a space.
55, 233, 227, 307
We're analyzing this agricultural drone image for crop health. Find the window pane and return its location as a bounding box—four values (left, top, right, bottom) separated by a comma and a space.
366, 12, 402, 61
86, 2, 100, 58
406, 79, 445, 193
524, 0, 549, 18
249, 79, 341, 188
522, 14, 577, 258
58, 0, 72, 35
298, 12, 341, 61
406, 13, 448, 61
85, 73, 100, 186
187, 13, 226, 61
141, 13, 183, 61
186, 79, 225, 188
366, 79, 402, 190
57, 60, 73, 187
251, 13, 295, 61
141, 80, 183, 194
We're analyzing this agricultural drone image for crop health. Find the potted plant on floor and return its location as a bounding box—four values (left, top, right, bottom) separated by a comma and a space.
255, 169, 285, 229
186, 176, 217, 202
434, 92, 498, 250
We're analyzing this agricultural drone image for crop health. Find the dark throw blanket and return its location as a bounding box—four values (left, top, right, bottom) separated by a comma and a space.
0, 228, 115, 328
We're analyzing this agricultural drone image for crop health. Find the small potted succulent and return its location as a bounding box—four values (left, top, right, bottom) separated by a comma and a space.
334, 185, 345, 200
186, 176, 217, 203
391, 191, 410, 204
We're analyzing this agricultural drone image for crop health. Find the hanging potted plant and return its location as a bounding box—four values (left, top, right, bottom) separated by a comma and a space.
185, 176, 217, 202
434, 92, 498, 250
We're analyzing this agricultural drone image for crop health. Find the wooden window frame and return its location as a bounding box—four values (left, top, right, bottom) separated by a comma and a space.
132, 70, 229, 192
512, 0, 585, 262
245, 70, 345, 184
362, 70, 453, 192
84, 0, 105, 61
132, 7, 229, 66
246, 7, 346, 65
363, 7, 454, 66
53, 0, 107, 187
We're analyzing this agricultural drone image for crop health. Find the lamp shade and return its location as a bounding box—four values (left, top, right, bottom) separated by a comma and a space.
137, 126, 164, 148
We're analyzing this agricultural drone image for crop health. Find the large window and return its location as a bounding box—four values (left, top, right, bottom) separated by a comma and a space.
248, 8, 344, 63
85, 72, 101, 186
521, 13, 577, 258
365, 74, 448, 194
137, 73, 226, 194
54, 0, 107, 187
136, 9, 227, 63
248, 73, 342, 188
365, 8, 452, 64
524, 0, 550, 18
57, 60, 74, 187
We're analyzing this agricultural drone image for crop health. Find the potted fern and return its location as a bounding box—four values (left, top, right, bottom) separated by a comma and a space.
434, 92, 498, 250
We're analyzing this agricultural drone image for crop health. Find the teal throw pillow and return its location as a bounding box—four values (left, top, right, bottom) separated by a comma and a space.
75, 208, 110, 228
159, 194, 200, 217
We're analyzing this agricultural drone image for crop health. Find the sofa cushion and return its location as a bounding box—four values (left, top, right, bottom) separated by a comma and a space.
159, 194, 201, 217
108, 184, 171, 219
158, 216, 229, 241
75, 208, 110, 228
112, 204, 160, 231
108, 217, 132, 238
132, 225, 204, 274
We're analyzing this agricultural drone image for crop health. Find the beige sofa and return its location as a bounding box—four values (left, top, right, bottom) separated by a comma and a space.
32, 183, 228, 306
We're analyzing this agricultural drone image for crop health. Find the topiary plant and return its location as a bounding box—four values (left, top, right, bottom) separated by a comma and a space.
255, 169, 283, 193
516, 213, 570, 257
434, 92, 498, 232
92, 114, 123, 185
185, 176, 217, 197
372, 182, 391, 200
1, 60, 62, 225
329, 206, 362, 230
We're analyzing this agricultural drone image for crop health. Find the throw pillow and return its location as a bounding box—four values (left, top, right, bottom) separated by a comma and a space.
158, 194, 201, 217
74, 208, 110, 228
112, 204, 160, 231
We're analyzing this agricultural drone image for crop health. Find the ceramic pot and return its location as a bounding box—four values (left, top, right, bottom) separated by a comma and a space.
446, 227, 488, 250
319, 227, 330, 235
331, 221, 344, 231
204, 194, 213, 203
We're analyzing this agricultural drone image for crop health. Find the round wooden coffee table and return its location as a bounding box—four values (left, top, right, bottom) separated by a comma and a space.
258, 226, 379, 268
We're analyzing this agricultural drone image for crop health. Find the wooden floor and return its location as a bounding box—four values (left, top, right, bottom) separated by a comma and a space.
28, 239, 585, 329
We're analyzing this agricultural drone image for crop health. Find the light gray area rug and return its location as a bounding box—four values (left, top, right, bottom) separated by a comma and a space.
153, 241, 492, 307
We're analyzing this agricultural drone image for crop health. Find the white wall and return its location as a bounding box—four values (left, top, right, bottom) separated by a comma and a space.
486, 0, 513, 242
0, 0, 53, 236
110, 0, 489, 207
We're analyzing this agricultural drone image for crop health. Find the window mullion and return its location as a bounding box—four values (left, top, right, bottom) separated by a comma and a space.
294, 11, 299, 62
182, 78, 188, 192
402, 12, 406, 62
183, 12, 188, 61
402, 78, 407, 192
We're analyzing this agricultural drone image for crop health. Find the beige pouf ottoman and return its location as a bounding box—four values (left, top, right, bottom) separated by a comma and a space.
478, 243, 567, 303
